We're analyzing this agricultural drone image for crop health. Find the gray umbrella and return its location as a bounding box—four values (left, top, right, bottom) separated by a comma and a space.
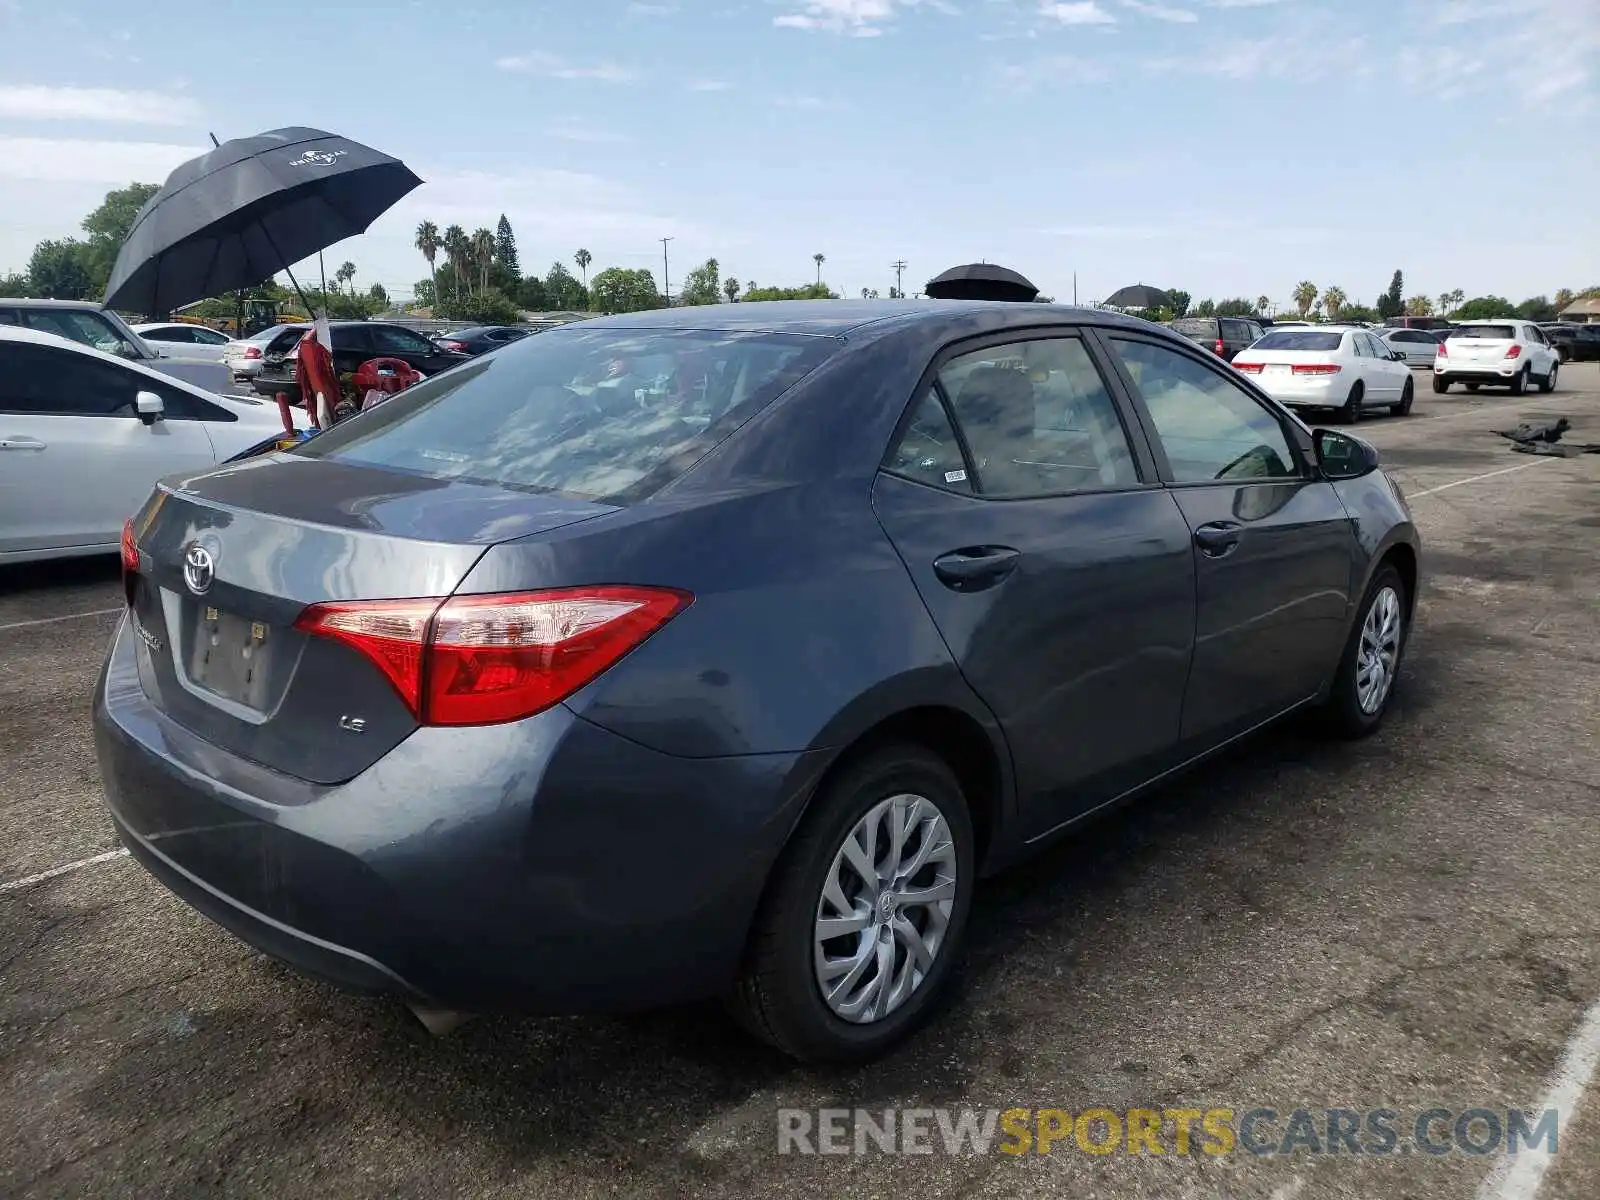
104, 127, 422, 317
925, 263, 1040, 303
1102, 284, 1172, 310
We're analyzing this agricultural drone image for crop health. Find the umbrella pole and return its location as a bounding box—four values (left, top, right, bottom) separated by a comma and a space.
258, 225, 317, 319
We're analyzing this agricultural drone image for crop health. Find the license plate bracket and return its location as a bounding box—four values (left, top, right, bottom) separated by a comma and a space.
184, 604, 278, 711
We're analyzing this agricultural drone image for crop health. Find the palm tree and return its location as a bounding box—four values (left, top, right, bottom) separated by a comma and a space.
1322, 285, 1347, 320
442, 225, 469, 300
1440, 288, 1465, 316
414, 221, 439, 309
724, 277, 741, 303
1404, 295, 1434, 317
336, 261, 356, 298
813, 253, 825, 285
1255, 294, 1270, 316
471, 228, 495, 294
1292, 280, 1318, 318
574, 248, 592, 289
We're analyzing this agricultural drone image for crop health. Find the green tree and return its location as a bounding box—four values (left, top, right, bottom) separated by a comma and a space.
1553, 287, 1575, 311
1321, 286, 1348, 320
679, 257, 722, 306
743, 282, 838, 302
1377, 270, 1404, 320
412, 278, 436, 309
335, 261, 356, 297
517, 274, 548, 311
1438, 288, 1465, 316
1515, 296, 1557, 322
415, 220, 440, 310
368, 282, 389, 308
1403, 295, 1434, 317
80, 182, 160, 292
27, 239, 95, 299
442, 225, 470, 300
1, 270, 30, 296
1255, 295, 1270, 315
1453, 295, 1516, 320
813, 252, 825, 285
1216, 297, 1255, 317
1167, 289, 1191, 318
1292, 281, 1318, 318
494, 215, 519, 276
1194, 298, 1216, 318
724, 277, 741, 303
574, 248, 592, 289
590, 266, 663, 313
471, 228, 495, 295
545, 261, 589, 310
437, 286, 522, 324
1339, 303, 1378, 325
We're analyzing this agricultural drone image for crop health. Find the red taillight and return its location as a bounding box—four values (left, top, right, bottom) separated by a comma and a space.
1233, 361, 1263, 373
1437, 341, 1448, 357
244, 345, 262, 359
1291, 364, 1342, 375
293, 586, 693, 726
1504, 344, 1522, 359
120, 520, 140, 577
1214, 338, 1225, 355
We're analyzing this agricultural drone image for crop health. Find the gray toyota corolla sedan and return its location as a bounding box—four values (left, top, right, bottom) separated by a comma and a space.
95, 300, 1420, 1062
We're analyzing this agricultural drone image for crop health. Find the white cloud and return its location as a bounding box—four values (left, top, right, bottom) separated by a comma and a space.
495, 52, 636, 82
0, 135, 200, 183
773, 0, 945, 36
544, 117, 630, 143
1038, 1, 1116, 24
993, 53, 1113, 90
688, 79, 735, 91
0, 85, 201, 125
626, 1, 678, 12
1119, 0, 1197, 21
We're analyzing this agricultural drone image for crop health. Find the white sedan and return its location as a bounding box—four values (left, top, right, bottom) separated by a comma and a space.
1232, 326, 1414, 422
0, 327, 302, 564
1376, 327, 1444, 369
1433, 320, 1561, 395
131, 321, 232, 364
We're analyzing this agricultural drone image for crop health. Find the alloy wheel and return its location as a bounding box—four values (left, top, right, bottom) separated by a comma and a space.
1356, 586, 1403, 715
813, 793, 958, 1024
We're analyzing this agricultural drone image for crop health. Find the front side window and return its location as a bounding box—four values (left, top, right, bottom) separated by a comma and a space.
1109, 337, 1299, 484
297, 328, 839, 504
933, 337, 1139, 498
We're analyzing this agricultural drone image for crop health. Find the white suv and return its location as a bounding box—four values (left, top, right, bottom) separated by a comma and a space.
1433, 321, 1560, 395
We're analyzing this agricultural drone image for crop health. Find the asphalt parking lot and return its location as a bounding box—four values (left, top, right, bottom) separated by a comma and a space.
3, 367, 1598, 1200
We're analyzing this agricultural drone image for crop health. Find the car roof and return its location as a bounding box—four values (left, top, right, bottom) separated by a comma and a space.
0, 297, 111, 310
1453, 318, 1521, 325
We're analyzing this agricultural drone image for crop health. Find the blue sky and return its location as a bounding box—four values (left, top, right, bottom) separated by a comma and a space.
1, 0, 1595, 309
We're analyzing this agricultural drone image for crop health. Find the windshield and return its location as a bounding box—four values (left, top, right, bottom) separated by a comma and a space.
19, 308, 143, 358
1170, 319, 1218, 336
296, 327, 839, 503
1449, 325, 1516, 340
1253, 331, 1343, 351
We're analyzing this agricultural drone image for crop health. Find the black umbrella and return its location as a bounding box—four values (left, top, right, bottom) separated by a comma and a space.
1102, 284, 1172, 310
925, 263, 1040, 303
104, 127, 422, 317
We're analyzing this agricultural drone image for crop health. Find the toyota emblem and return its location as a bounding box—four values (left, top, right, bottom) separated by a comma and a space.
182, 544, 215, 595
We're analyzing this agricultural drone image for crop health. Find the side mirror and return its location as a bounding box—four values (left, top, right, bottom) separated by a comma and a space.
1314, 429, 1380, 480
135, 390, 165, 426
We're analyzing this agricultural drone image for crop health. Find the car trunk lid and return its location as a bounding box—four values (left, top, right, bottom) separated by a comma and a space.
124, 454, 616, 783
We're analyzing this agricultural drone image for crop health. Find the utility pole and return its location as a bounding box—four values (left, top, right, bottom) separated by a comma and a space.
890, 260, 906, 298
1073, 272, 1077, 305
660, 237, 674, 306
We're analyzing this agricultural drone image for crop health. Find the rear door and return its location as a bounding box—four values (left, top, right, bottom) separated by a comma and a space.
0, 341, 217, 552
1358, 332, 1403, 402
871, 330, 1196, 836
1097, 331, 1358, 749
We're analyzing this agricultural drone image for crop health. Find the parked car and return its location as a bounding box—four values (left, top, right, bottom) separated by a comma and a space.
99, 300, 1420, 1063
132, 321, 232, 363
432, 325, 535, 356
0, 299, 233, 393
1382, 316, 1453, 331
1571, 325, 1600, 362
1376, 326, 1445, 369
250, 320, 470, 402
1538, 323, 1588, 362
1434, 321, 1560, 395
0, 327, 300, 564
1167, 315, 1264, 362
223, 325, 302, 380
1233, 326, 1414, 421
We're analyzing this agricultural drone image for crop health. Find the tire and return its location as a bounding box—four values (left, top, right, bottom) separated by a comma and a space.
1391, 378, 1414, 416
1341, 382, 1364, 423
728, 743, 975, 1063
1508, 365, 1528, 396
1465, 382, 1480, 393
1317, 564, 1408, 739
1539, 360, 1558, 394
1432, 375, 1450, 394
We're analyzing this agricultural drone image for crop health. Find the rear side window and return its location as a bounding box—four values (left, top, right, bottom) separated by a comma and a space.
884, 391, 972, 494
1254, 331, 1344, 352
0, 342, 140, 415
297, 328, 839, 503
1449, 325, 1516, 340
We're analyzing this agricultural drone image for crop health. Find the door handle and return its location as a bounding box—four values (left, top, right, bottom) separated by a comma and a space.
1193, 522, 1242, 557
0, 436, 47, 451
932, 546, 1021, 591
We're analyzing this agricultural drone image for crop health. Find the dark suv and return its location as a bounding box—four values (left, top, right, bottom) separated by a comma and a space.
1167, 316, 1264, 362
251, 321, 470, 402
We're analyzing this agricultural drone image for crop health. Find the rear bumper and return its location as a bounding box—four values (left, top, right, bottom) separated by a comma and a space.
1253, 373, 1345, 405
1434, 363, 1522, 381
94, 617, 822, 1013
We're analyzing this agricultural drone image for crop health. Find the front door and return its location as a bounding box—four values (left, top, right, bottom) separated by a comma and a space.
1097, 332, 1359, 749
872, 332, 1197, 836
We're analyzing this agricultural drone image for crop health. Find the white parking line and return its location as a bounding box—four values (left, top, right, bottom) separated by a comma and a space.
1409, 459, 1554, 498
1476, 997, 1600, 1200
0, 607, 122, 633
0, 847, 129, 894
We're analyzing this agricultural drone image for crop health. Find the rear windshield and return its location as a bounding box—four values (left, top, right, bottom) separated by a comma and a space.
295, 327, 838, 503
1170, 319, 1218, 336
1253, 331, 1343, 351
1448, 325, 1515, 340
